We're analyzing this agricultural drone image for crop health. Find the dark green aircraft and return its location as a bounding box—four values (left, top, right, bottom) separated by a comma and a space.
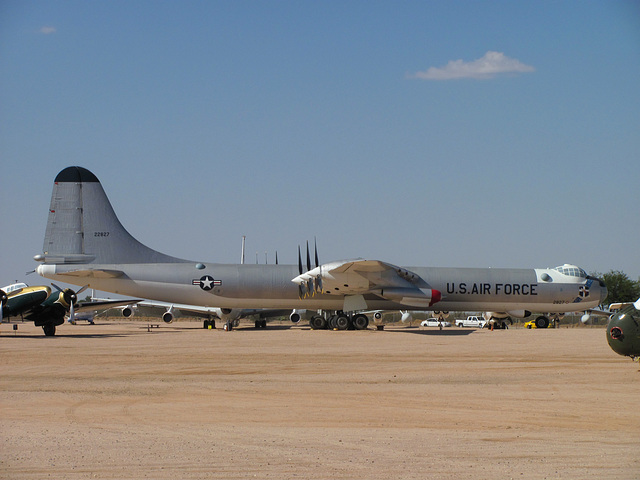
606, 299, 640, 360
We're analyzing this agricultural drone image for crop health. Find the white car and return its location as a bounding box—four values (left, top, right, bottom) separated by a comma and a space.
420, 318, 452, 328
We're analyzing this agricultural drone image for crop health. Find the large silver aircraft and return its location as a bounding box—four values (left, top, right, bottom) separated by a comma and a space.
35, 166, 607, 331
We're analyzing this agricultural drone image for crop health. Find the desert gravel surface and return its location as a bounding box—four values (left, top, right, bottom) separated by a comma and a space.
1, 321, 639, 480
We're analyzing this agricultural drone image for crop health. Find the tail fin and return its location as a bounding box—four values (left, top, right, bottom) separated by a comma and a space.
38, 166, 187, 265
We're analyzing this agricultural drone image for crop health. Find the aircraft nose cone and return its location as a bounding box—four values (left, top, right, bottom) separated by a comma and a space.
606, 312, 640, 358
599, 283, 608, 304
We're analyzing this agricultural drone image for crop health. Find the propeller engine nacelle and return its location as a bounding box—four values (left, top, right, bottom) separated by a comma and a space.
51, 284, 88, 323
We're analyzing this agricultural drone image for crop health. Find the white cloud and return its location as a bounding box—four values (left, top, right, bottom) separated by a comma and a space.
40, 26, 56, 35
410, 51, 534, 80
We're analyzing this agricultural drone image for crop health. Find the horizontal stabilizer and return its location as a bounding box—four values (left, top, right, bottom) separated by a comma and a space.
36, 265, 125, 278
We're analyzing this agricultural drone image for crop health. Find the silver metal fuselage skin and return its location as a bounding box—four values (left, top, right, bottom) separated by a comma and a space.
37, 261, 604, 314
35, 167, 607, 314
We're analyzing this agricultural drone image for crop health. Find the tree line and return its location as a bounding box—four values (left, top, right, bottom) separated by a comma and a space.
593, 270, 640, 305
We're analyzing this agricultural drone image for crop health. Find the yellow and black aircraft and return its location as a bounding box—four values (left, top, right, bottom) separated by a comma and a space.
1, 282, 137, 336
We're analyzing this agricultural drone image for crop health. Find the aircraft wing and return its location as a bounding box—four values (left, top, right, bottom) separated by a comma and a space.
585, 301, 637, 317
139, 301, 220, 318
292, 259, 442, 309
116, 299, 291, 321
75, 299, 142, 313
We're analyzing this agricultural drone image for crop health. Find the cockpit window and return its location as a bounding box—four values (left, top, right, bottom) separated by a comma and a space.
554, 265, 587, 278
4, 283, 28, 293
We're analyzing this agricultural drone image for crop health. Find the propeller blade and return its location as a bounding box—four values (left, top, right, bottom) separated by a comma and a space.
298, 246, 303, 275
306, 241, 311, 272
0, 290, 6, 320
51, 283, 63, 293
275, 251, 278, 265
77, 285, 89, 296
314, 237, 319, 268
69, 300, 75, 323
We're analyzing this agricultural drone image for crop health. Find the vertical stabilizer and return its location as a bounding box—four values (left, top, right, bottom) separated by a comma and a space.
40, 166, 188, 265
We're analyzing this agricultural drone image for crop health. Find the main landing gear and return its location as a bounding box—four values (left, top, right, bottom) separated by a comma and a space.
42, 323, 56, 336
308, 312, 370, 331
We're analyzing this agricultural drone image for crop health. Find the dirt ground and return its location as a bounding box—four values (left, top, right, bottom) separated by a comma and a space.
1, 320, 638, 480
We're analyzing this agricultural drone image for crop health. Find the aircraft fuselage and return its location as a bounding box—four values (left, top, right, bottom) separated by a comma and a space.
37, 262, 604, 314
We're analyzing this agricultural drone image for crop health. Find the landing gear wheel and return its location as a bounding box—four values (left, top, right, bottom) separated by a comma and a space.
42, 324, 56, 336
335, 315, 349, 330
535, 316, 549, 328
309, 315, 326, 330
352, 314, 369, 330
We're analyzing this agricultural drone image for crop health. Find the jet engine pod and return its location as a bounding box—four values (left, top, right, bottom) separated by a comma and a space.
122, 306, 133, 317
290, 309, 306, 323
162, 310, 174, 323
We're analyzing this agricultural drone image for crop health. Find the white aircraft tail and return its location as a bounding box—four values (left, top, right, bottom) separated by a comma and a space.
38, 166, 187, 265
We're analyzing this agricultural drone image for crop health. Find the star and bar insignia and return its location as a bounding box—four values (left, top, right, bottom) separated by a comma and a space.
192, 275, 222, 291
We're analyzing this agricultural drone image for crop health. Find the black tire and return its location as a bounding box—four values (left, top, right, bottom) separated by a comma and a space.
352, 314, 369, 330
535, 316, 549, 328
309, 315, 326, 330
335, 315, 349, 330
42, 324, 56, 336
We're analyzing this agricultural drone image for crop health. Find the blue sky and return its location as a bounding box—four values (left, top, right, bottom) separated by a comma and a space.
1, 0, 639, 291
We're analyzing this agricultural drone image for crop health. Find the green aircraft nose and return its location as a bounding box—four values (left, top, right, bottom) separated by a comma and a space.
606, 311, 640, 359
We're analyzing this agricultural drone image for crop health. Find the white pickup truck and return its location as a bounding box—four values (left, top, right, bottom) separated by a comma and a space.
455, 316, 487, 328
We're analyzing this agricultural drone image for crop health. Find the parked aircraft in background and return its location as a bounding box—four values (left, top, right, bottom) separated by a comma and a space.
1, 281, 135, 335
34, 167, 607, 331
